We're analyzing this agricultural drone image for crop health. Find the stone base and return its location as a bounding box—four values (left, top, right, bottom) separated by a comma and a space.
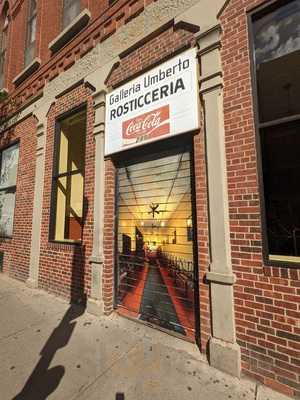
26, 278, 38, 289
209, 337, 241, 378
87, 298, 104, 317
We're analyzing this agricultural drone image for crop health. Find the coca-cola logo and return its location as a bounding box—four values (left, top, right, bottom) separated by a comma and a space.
122, 105, 170, 146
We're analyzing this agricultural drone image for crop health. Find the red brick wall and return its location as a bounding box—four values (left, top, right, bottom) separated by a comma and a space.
2, 0, 152, 100
103, 24, 212, 349
0, 116, 37, 282
220, 0, 300, 397
193, 126, 211, 351
103, 158, 115, 314
38, 0, 61, 66
7, 0, 26, 90
38, 83, 95, 302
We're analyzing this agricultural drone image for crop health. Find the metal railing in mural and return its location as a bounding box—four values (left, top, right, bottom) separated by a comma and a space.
117, 252, 194, 301
160, 252, 194, 302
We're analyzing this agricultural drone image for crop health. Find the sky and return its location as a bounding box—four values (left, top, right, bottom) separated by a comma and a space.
254, 0, 300, 64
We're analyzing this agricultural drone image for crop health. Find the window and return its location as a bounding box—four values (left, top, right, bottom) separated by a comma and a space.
24, 0, 37, 67
51, 110, 86, 242
0, 143, 19, 238
62, 0, 81, 30
0, 4, 9, 89
252, 0, 300, 262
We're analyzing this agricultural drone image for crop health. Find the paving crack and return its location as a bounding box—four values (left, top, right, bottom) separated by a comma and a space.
254, 383, 259, 400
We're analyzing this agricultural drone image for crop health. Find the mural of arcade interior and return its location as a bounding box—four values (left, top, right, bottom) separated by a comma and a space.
116, 151, 197, 340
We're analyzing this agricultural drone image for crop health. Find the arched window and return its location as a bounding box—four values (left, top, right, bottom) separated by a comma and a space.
0, 3, 9, 89
62, 0, 80, 30
25, 0, 37, 67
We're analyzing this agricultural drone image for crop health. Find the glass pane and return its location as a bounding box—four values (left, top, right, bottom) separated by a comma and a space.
0, 52, 5, 75
25, 44, 34, 67
253, 1, 300, 122
30, 16, 36, 44
30, 0, 37, 14
62, 0, 80, 29
1, 30, 7, 52
261, 119, 300, 257
0, 144, 19, 189
0, 189, 16, 237
58, 113, 86, 175
54, 172, 84, 241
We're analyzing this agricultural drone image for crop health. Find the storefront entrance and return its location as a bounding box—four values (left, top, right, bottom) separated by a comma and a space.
115, 148, 198, 340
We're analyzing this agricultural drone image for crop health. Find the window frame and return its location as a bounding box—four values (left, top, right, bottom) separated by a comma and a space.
0, 140, 20, 239
49, 104, 87, 245
62, 0, 81, 31
24, 0, 37, 68
0, 5, 9, 89
248, 0, 300, 268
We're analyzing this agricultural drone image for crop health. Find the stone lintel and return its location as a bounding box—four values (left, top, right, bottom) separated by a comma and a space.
13, 58, 41, 87
173, 20, 200, 34
49, 9, 91, 53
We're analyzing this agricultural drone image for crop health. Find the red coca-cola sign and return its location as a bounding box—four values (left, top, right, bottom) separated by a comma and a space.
122, 105, 170, 147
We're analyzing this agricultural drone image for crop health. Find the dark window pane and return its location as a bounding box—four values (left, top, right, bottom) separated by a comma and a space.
0, 52, 5, 87
25, 43, 34, 67
254, 0, 300, 122
25, 0, 37, 66
261, 120, 300, 257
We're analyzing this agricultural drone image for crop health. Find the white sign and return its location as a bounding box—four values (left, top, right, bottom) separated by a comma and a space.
105, 48, 199, 155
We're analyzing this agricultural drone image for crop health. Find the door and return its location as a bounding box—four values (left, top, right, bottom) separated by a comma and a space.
116, 149, 198, 340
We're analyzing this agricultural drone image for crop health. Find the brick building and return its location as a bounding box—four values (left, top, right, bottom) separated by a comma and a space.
0, 0, 299, 397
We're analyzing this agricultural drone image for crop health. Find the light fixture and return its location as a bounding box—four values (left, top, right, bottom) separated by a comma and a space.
187, 216, 192, 228
187, 215, 193, 241
148, 203, 160, 218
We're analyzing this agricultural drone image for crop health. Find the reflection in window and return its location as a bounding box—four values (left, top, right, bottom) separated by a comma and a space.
0, 144, 19, 237
52, 110, 86, 242
25, 0, 37, 67
62, 0, 81, 30
0, 3, 9, 89
254, 0, 300, 122
252, 0, 300, 261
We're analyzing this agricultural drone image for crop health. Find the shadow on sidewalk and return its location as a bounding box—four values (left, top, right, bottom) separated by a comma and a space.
13, 197, 89, 399
13, 304, 85, 400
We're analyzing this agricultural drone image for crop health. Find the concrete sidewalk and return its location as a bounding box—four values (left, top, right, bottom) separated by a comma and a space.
0, 274, 291, 400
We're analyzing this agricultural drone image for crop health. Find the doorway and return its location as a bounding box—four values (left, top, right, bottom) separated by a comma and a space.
115, 148, 198, 340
